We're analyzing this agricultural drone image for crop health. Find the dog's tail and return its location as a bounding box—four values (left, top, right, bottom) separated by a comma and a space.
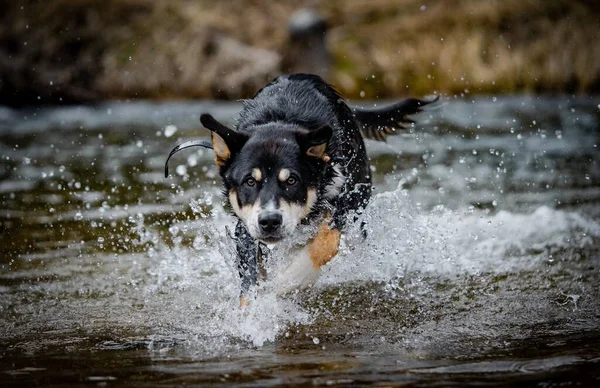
353, 96, 438, 141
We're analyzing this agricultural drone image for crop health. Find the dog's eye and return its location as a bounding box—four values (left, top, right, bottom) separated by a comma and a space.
246, 177, 256, 187
286, 176, 297, 185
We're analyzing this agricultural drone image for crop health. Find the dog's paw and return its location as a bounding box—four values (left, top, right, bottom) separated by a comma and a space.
239, 295, 251, 308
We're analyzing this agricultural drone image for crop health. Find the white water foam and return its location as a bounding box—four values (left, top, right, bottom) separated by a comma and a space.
137, 186, 600, 348
322, 188, 600, 284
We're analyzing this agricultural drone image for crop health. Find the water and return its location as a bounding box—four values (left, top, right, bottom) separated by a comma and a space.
1, 96, 600, 386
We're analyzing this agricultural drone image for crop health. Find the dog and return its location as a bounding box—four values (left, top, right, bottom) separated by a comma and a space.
165, 74, 435, 302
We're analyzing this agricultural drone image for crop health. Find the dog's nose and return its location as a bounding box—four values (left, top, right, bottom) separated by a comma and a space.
258, 212, 282, 233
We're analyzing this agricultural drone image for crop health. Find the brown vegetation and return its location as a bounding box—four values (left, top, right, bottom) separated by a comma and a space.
1, 0, 599, 105
326, 0, 600, 97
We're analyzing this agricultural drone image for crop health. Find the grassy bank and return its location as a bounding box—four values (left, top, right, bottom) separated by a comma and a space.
326, 0, 600, 97
1, 0, 599, 105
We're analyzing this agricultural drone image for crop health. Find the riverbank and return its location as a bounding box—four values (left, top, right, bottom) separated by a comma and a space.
1, 0, 599, 105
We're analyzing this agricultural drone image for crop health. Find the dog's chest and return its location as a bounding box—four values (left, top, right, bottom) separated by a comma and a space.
262, 222, 321, 294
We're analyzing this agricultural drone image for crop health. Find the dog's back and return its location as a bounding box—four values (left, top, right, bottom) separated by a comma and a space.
237, 74, 355, 134
238, 74, 436, 142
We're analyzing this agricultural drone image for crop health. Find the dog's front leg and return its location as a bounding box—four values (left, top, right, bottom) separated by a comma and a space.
275, 221, 341, 295
234, 220, 266, 306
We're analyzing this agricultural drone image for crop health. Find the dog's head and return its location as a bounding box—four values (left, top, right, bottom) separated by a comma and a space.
201, 114, 332, 243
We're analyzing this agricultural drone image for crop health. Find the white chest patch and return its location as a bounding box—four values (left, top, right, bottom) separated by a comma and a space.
273, 245, 320, 295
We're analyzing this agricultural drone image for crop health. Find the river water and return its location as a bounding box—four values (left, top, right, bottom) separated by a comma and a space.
1, 96, 599, 386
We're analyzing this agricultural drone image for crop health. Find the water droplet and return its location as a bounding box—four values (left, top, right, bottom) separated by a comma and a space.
164, 125, 178, 138
312, 337, 320, 345
176, 165, 187, 176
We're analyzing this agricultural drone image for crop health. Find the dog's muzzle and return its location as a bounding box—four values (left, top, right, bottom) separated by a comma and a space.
257, 211, 283, 242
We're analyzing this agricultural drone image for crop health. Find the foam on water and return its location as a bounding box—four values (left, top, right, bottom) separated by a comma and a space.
127, 185, 600, 349
125, 201, 311, 349
326, 188, 600, 280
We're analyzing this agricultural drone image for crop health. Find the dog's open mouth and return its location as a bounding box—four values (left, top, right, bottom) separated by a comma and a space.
258, 235, 284, 244
256, 233, 285, 244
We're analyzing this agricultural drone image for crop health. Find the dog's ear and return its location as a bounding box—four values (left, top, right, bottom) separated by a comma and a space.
296, 125, 333, 162
200, 114, 248, 166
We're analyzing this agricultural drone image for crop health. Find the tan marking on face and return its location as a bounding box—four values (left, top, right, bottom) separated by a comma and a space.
277, 188, 317, 235
229, 190, 262, 238
228, 190, 241, 216
229, 190, 253, 220
308, 221, 341, 268
211, 132, 230, 166
278, 199, 304, 235
278, 168, 290, 182
301, 188, 317, 218
251, 168, 262, 182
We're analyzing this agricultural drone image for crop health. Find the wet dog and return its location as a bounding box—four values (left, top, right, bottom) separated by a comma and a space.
166, 74, 434, 301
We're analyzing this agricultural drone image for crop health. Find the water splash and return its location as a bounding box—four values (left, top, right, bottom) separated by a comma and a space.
125, 185, 600, 349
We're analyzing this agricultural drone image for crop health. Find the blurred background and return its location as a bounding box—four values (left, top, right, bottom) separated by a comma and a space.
2, 0, 600, 105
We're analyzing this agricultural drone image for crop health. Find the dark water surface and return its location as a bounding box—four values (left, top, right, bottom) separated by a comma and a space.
1, 96, 600, 386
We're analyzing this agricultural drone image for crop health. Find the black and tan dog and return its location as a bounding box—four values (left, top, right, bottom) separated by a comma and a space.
166, 74, 434, 300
